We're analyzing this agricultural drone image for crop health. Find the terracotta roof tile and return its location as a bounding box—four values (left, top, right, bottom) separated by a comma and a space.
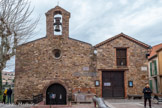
148, 43, 162, 59
156, 47, 162, 52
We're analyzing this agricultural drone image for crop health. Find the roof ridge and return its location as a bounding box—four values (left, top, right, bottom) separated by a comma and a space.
152, 43, 162, 47
94, 33, 150, 48
121, 33, 150, 48
69, 37, 92, 46
46, 5, 70, 15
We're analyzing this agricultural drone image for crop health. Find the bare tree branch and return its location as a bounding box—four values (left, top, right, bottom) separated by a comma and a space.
0, 0, 39, 91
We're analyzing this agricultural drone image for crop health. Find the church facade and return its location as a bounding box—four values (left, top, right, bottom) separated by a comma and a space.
14, 6, 150, 104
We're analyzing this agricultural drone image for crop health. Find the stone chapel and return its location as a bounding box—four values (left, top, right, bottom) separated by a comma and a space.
14, 6, 150, 104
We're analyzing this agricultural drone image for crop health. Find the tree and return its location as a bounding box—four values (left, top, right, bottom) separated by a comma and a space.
0, 0, 39, 92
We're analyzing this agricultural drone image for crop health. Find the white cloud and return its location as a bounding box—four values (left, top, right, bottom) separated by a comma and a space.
129, 7, 162, 27
120, 0, 128, 5
131, 0, 146, 10
108, 1, 162, 37
69, 1, 113, 32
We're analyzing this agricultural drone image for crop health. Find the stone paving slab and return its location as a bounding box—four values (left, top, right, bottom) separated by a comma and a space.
31, 104, 94, 108
0, 103, 94, 108
0, 103, 32, 108
105, 99, 162, 108
70, 104, 94, 108
1, 100, 162, 108
108, 103, 162, 108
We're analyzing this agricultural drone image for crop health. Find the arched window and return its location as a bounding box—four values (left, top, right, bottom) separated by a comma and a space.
52, 49, 61, 59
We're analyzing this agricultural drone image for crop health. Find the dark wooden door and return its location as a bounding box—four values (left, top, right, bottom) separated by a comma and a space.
102, 71, 124, 98
46, 83, 66, 105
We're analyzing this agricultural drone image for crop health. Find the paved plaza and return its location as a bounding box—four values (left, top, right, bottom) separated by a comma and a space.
0, 99, 162, 108
0, 103, 32, 108
105, 99, 162, 108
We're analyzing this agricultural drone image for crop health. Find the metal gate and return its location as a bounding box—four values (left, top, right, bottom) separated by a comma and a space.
102, 71, 124, 98
46, 83, 66, 105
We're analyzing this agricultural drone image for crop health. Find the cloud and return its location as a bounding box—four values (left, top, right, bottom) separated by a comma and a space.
28, 0, 162, 45
113, 6, 162, 34
120, 0, 128, 5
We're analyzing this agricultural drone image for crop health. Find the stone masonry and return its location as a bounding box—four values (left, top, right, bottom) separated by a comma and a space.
14, 6, 150, 104
14, 6, 96, 103
94, 34, 150, 97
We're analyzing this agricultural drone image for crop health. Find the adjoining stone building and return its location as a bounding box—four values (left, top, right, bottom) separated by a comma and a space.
14, 6, 150, 104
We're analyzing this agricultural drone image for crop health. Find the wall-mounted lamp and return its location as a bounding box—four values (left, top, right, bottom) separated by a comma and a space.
128, 81, 133, 87
146, 46, 152, 58
94, 50, 97, 54
95, 80, 100, 87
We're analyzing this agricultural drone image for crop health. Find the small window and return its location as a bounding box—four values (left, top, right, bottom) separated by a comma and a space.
53, 49, 61, 59
116, 48, 127, 66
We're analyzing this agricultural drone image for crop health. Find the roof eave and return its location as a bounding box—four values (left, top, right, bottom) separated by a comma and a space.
94, 33, 150, 49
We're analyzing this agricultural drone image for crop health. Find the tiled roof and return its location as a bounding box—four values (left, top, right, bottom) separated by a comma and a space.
94, 33, 150, 48
156, 47, 162, 52
148, 43, 162, 59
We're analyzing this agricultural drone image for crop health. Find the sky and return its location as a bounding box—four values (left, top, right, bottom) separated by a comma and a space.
4, 0, 162, 72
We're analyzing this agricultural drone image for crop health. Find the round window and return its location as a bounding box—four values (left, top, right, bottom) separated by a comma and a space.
53, 49, 61, 59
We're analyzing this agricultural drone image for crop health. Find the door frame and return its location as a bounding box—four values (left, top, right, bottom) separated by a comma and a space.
100, 69, 127, 98
46, 83, 67, 105
43, 80, 69, 105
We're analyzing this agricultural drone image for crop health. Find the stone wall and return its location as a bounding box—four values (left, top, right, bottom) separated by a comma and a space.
14, 34, 149, 102
14, 6, 150, 103
14, 36, 97, 103
46, 6, 70, 38
95, 36, 149, 97
14, 6, 98, 103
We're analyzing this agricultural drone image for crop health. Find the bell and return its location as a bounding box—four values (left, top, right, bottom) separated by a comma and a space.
55, 25, 60, 32
54, 17, 62, 32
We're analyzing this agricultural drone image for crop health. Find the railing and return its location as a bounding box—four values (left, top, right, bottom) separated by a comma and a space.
33, 94, 43, 104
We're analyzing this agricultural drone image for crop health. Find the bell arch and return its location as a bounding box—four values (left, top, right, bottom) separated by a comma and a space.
45, 6, 70, 38
53, 11, 62, 35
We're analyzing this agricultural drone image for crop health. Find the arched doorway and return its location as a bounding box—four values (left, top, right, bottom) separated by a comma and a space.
46, 83, 66, 105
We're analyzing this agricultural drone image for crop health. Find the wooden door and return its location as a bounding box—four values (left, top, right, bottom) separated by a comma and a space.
102, 71, 124, 98
46, 83, 66, 105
